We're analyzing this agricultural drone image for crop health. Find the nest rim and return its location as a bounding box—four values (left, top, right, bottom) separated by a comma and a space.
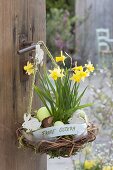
17, 123, 98, 158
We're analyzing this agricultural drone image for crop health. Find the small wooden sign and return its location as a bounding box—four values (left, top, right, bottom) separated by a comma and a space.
33, 123, 87, 141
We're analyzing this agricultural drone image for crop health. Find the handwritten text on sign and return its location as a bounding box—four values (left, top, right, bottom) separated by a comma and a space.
33, 123, 87, 140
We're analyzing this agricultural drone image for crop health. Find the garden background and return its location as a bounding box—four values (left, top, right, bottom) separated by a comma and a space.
47, 0, 113, 169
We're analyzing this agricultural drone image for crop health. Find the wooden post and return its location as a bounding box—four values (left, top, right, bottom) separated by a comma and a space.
0, 0, 47, 170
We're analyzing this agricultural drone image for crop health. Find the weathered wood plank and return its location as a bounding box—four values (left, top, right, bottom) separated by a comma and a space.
76, 0, 113, 64
0, 0, 46, 170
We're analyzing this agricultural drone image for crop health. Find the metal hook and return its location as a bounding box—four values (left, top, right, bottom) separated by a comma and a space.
18, 43, 36, 55
18, 38, 45, 55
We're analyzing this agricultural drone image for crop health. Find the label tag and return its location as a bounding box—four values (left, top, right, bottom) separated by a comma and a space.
33, 123, 87, 141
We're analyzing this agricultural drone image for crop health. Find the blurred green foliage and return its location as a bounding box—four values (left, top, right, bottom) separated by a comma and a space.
46, 0, 92, 65
46, 0, 75, 15
46, 8, 77, 57
46, 0, 76, 61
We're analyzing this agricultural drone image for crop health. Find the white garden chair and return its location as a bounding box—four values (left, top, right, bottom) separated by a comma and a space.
96, 28, 113, 54
96, 28, 113, 67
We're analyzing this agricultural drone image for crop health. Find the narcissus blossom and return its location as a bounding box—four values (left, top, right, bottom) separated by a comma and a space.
70, 71, 88, 83
102, 166, 113, 170
85, 61, 95, 72
55, 51, 66, 64
49, 67, 64, 80
24, 61, 34, 75
84, 160, 95, 170
72, 66, 83, 73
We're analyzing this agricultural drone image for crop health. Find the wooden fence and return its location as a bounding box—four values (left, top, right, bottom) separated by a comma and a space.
76, 0, 113, 65
0, 0, 46, 170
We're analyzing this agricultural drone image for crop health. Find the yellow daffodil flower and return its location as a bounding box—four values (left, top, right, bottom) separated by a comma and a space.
85, 70, 90, 77
55, 51, 66, 64
85, 61, 95, 72
70, 71, 88, 83
84, 160, 95, 170
103, 166, 112, 170
72, 65, 83, 73
79, 71, 88, 81
24, 61, 34, 75
49, 67, 64, 80
70, 73, 81, 83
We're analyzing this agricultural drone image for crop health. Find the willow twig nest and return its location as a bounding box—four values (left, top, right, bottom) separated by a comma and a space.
16, 123, 98, 158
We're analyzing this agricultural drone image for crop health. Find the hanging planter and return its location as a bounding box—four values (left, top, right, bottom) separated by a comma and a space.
17, 41, 98, 158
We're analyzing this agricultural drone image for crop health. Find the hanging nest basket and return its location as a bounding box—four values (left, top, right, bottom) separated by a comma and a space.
17, 41, 98, 158
17, 123, 98, 158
